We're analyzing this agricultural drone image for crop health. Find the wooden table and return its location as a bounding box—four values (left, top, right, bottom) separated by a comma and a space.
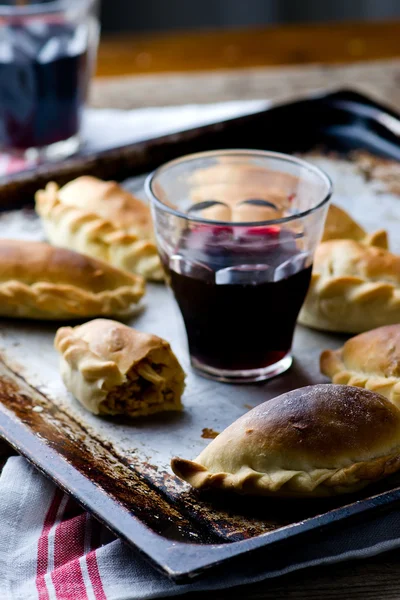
96, 21, 400, 76
186, 551, 400, 599
90, 21, 400, 112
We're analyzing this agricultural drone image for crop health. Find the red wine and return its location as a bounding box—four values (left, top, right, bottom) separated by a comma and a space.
0, 22, 88, 150
164, 225, 312, 372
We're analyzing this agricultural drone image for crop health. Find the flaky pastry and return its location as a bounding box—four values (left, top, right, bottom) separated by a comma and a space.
35, 176, 163, 281
298, 239, 400, 333
55, 319, 185, 416
321, 325, 400, 407
322, 204, 388, 248
0, 240, 144, 319
172, 384, 400, 497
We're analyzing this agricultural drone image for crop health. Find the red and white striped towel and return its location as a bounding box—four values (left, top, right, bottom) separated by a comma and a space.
0, 456, 186, 600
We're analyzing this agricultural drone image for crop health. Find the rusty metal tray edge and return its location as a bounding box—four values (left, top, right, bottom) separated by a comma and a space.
0, 88, 399, 582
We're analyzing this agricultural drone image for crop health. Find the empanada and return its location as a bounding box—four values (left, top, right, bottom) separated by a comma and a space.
35, 176, 163, 281
55, 319, 185, 416
298, 239, 400, 333
0, 240, 144, 319
172, 384, 400, 497
322, 204, 388, 248
321, 325, 400, 407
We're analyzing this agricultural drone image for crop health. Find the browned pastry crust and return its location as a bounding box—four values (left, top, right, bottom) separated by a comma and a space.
0, 239, 144, 319
172, 384, 400, 497
55, 319, 185, 416
55, 175, 153, 233
321, 325, 400, 407
35, 176, 163, 281
298, 239, 400, 333
322, 204, 388, 248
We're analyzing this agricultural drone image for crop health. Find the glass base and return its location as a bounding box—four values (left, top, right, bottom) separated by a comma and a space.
4, 134, 80, 163
191, 354, 293, 383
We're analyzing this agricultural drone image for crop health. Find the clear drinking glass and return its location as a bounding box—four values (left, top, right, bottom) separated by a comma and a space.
146, 150, 332, 383
0, 0, 99, 161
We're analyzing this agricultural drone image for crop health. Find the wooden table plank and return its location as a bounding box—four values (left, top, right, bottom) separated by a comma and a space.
90, 59, 400, 110
185, 551, 400, 599
96, 20, 400, 77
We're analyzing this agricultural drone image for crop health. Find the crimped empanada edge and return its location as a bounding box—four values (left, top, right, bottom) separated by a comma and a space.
0, 280, 144, 320
299, 274, 400, 334
171, 451, 400, 497
35, 183, 164, 281
320, 348, 400, 407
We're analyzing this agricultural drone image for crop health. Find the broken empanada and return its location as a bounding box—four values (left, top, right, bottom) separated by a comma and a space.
321, 325, 400, 407
172, 384, 400, 497
298, 239, 400, 333
55, 319, 185, 416
35, 176, 163, 281
0, 240, 144, 319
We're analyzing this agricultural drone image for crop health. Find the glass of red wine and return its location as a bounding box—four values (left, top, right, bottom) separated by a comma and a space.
0, 0, 99, 161
146, 150, 332, 383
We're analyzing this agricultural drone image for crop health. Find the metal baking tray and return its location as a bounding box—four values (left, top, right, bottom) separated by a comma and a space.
0, 89, 399, 582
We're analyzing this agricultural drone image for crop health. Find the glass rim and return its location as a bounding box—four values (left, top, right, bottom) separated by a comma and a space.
0, 0, 95, 16
145, 149, 333, 227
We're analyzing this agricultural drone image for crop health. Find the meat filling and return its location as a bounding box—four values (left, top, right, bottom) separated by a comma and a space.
99, 357, 184, 417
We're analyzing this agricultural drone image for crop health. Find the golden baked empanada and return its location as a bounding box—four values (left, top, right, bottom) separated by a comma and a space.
298, 239, 400, 333
55, 319, 185, 416
0, 239, 144, 319
322, 204, 388, 248
321, 325, 400, 407
35, 176, 163, 281
172, 384, 400, 497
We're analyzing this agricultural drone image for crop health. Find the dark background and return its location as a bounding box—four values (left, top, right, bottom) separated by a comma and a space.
100, 0, 400, 33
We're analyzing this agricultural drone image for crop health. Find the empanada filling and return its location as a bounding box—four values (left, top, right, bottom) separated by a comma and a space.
99, 358, 183, 416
